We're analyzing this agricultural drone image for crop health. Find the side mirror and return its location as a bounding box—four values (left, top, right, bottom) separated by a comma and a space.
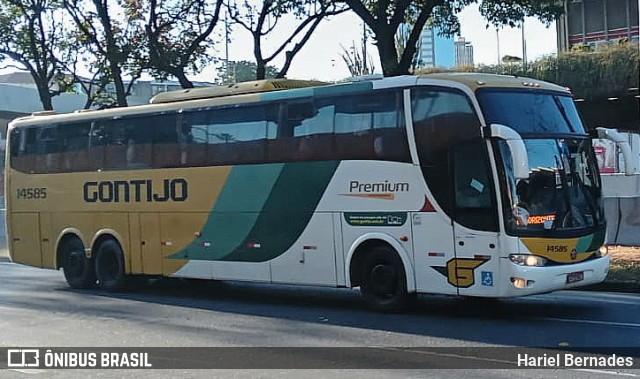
486, 124, 530, 180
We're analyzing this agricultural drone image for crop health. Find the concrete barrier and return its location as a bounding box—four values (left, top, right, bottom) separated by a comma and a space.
604, 197, 640, 246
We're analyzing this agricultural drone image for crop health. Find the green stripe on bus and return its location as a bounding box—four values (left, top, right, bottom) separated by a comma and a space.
222, 160, 339, 262
312, 81, 372, 97
260, 87, 317, 102
170, 164, 284, 260
575, 228, 606, 252
585, 228, 606, 251
170, 161, 338, 262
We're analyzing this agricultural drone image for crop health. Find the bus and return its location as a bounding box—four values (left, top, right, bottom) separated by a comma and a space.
5, 74, 610, 311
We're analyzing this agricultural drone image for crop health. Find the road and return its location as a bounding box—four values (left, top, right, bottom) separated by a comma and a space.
0, 260, 639, 378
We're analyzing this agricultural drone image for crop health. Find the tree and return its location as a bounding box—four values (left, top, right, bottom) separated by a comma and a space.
0, 0, 73, 110
228, 0, 347, 80
338, 0, 563, 76
63, 0, 145, 107
136, 0, 224, 88
215, 60, 279, 84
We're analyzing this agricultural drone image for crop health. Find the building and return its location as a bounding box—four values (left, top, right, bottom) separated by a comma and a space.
556, 0, 639, 51
0, 72, 213, 138
416, 27, 455, 68
454, 37, 474, 67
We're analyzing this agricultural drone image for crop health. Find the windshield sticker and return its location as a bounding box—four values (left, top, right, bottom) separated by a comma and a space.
470, 179, 484, 193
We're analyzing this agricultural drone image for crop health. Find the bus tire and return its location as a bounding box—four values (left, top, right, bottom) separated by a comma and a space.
61, 238, 96, 289
360, 246, 411, 312
95, 239, 128, 291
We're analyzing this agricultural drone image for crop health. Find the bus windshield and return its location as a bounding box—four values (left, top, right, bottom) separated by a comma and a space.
478, 90, 604, 235
477, 89, 586, 135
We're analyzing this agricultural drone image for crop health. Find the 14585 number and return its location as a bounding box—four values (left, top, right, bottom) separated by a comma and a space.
16, 187, 47, 200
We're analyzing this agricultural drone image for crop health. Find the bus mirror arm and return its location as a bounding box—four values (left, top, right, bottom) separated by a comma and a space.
596, 127, 637, 176
486, 124, 530, 180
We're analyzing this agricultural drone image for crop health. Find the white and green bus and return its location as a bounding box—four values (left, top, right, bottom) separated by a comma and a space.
6, 74, 610, 311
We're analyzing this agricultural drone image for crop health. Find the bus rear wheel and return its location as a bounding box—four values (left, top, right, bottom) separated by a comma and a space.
360, 246, 411, 312
95, 239, 128, 291
61, 238, 96, 289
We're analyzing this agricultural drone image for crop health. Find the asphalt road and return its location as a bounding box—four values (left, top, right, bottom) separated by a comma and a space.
0, 261, 639, 378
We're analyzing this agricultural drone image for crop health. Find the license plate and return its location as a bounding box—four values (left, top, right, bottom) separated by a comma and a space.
566, 271, 584, 284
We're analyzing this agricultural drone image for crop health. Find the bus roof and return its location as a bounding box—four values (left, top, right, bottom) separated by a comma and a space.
8, 74, 571, 129
149, 78, 328, 104
419, 72, 571, 93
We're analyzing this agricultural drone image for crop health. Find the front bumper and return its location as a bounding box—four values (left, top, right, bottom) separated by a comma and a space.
497, 255, 610, 297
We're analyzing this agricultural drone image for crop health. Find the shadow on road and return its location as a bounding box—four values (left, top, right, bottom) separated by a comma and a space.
2, 262, 639, 348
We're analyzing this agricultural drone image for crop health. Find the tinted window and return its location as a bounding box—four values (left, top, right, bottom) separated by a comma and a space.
268, 91, 410, 163
411, 87, 482, 217
477, 90, 586, 135
10, 91, 412, 173
452, 140, 498, 231
183, 105, 277, 165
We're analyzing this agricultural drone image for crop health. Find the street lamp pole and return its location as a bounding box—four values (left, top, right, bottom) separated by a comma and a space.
496, 28, 501, 66
522, 20, 527, 71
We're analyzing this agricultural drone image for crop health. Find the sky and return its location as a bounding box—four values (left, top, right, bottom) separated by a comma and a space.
0, 4, 558, 84
218, 4, 558, 83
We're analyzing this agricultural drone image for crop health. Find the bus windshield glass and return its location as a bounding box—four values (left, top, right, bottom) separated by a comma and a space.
478, 90, 604, 235
477, 89, 586, 135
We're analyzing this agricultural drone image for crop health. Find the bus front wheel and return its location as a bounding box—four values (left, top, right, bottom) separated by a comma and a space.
95, 239, 127, 291
360, 246, 412, 312
61, 238, 96, 289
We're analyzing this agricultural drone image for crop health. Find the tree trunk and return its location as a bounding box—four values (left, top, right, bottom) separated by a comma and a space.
110, 63, 128, 107
256, 60, 266, 80
35, 81, 53, 111
377, 31, 403, 77
173, 70, 194, 88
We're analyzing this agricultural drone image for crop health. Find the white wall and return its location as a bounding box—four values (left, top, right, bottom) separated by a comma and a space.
0, 83, 87, 114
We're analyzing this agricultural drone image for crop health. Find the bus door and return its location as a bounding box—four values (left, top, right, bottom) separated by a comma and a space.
450, 140, 500, 296
411, 207, 458, 295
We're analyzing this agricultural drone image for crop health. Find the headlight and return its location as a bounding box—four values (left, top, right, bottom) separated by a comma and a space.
596, 245, 609, 257
509, 254, 548, 267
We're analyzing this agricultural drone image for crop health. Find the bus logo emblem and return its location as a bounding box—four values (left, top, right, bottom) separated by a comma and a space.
432, 258, 488, 288
570, 249, 577, 260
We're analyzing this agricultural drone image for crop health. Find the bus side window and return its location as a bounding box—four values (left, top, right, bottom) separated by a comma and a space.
59, 122, 92, 172
35, 126, 61, 173
9, 128, 35, 173
334, 91, 408, 162
289, 100, 334, 162
183, 105, 270, 166
411, 87, 482, 218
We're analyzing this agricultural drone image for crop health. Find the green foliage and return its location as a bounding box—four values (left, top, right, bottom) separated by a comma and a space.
228, 0, 346, 80
215, 60, 279, 84
341, 0, 562, 77
63, 0, 147, 107
138, 0, 224, 88
473, 42, 640, 99
0, 0, 71, 110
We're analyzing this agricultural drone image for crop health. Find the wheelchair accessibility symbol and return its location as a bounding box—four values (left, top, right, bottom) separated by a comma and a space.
481, 271, 493, 287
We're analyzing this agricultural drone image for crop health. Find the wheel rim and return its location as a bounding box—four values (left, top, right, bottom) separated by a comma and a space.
369, 264, 398, 298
